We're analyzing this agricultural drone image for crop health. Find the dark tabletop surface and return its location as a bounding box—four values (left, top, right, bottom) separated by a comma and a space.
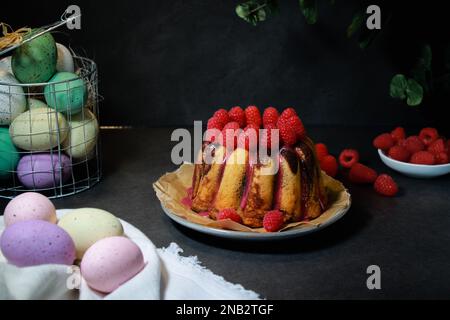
1, 127, 450, 299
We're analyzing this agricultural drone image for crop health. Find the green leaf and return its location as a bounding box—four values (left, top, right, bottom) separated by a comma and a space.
299, 0, 317, 25
347, 13, 363, 38
406, 78, 423, 106
390, 74, 408, 99
235, 0, 278, 26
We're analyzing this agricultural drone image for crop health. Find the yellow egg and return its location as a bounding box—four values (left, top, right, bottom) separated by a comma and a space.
57, 208, 124, 260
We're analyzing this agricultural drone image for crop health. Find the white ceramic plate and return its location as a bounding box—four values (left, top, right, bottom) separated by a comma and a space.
378, 149, 450, 178
161, 204, 351, 241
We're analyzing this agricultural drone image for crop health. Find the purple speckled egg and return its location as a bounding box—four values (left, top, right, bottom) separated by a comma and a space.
0, 220, 76, 267
17, 153, 72, 189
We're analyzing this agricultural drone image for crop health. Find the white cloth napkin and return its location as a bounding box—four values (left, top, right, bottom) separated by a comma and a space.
0, 209, 260, 300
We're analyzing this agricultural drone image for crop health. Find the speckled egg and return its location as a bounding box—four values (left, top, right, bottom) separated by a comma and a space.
17, 153, 72, 189
4, 192, 56, 227
44, 72, 87, 115
62, 109, 99, 159
0, 220, 76, 267
56, 43, 75, 73
27, 98, 48, 110
81, 236, 145, 293
0, 56, 12, 73
57, 208, 124, 260
0, 70, 27, 125
12, 29, 57, 83
0, 127, 20, 179
9, 107, 68, 151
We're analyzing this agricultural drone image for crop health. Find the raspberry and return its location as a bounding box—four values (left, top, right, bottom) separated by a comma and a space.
263, 107, 279, 127
279, 107, 297, 120
410, 151, 435, 165
245, 106, 262, 128
222, 122, 241, 149
278, 123, 297, 146
207, 117, 224, 131
315, 143, 329, 161
319, 155, 338, 177
237, 124, 259, 151
213, 108, 230, 127
349, 163, 377, 184
388, 145, 411, 162
339, 149, 360, 168
427, 138, 446, 155
286, 116, 306, 139
263, 210, 284, 232
404, 136, 425, 154
419, 127, 439, 146
374, 174, 398, 197
435, 152, 449, 164
228, 106, 246, 128
373, 133, 395, 151
260, 123, 278, 150
391, 127, 406, 142
217, 208, 242, 223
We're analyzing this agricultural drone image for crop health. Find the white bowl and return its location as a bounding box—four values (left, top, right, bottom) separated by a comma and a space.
378, 149, 450, 178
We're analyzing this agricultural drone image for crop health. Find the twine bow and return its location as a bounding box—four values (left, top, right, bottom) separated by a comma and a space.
0, 23, 31, 51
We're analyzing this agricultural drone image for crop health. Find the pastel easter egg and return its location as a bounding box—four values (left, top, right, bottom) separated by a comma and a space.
56, 43, 75, 73
4, 192, 56, 227
17, 153, 72, 189
44, 72, 87, 115
12, 30, 57, 84
0, 220, 76, 267
81, 236, 145, 293
0, 56, 12, 73
0, 70, 27, 125
57, 208, 124, 260
0, 127, 20, 179
27, 98, 48, 110
9, 107, 68, 151
62, 109, 99, 159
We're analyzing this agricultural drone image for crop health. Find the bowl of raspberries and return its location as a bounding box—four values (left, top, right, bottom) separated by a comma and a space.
374, 127, 450, 178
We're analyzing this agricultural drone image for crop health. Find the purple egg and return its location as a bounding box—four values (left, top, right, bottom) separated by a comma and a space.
17, 153, 72, 189
0, 220, 76, 267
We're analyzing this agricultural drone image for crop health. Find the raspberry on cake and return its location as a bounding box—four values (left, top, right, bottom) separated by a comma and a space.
191, 106, 328, 228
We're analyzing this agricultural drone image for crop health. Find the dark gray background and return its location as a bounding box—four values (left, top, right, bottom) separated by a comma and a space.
3, 0, 447, 128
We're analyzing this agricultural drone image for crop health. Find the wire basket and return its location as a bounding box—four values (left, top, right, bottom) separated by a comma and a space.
0, 56, 101, 199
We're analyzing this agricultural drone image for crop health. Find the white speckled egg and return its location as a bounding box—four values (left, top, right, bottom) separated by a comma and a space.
0, 70, 27, 125
4, 192, 56, 227
81, 236, 145, 293
27, 98, 48, 110
62, 108, 99, 159
9, 107, 68, 151
56, 43, 75, 73
57, 208, 124, 259
0, 56, 12, 74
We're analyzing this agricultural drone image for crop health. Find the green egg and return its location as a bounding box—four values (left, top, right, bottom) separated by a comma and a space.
44, 72, 87, 115
11, 29, 57, 83
0, 127, 20, 179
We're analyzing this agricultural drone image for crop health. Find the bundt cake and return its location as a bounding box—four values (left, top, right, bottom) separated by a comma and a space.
189, 106, 328, 229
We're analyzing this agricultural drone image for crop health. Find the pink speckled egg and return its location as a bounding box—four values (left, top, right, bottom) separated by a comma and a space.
80, 236, 145, 293
4, 192, 56, 227
0, 220, 76, 267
